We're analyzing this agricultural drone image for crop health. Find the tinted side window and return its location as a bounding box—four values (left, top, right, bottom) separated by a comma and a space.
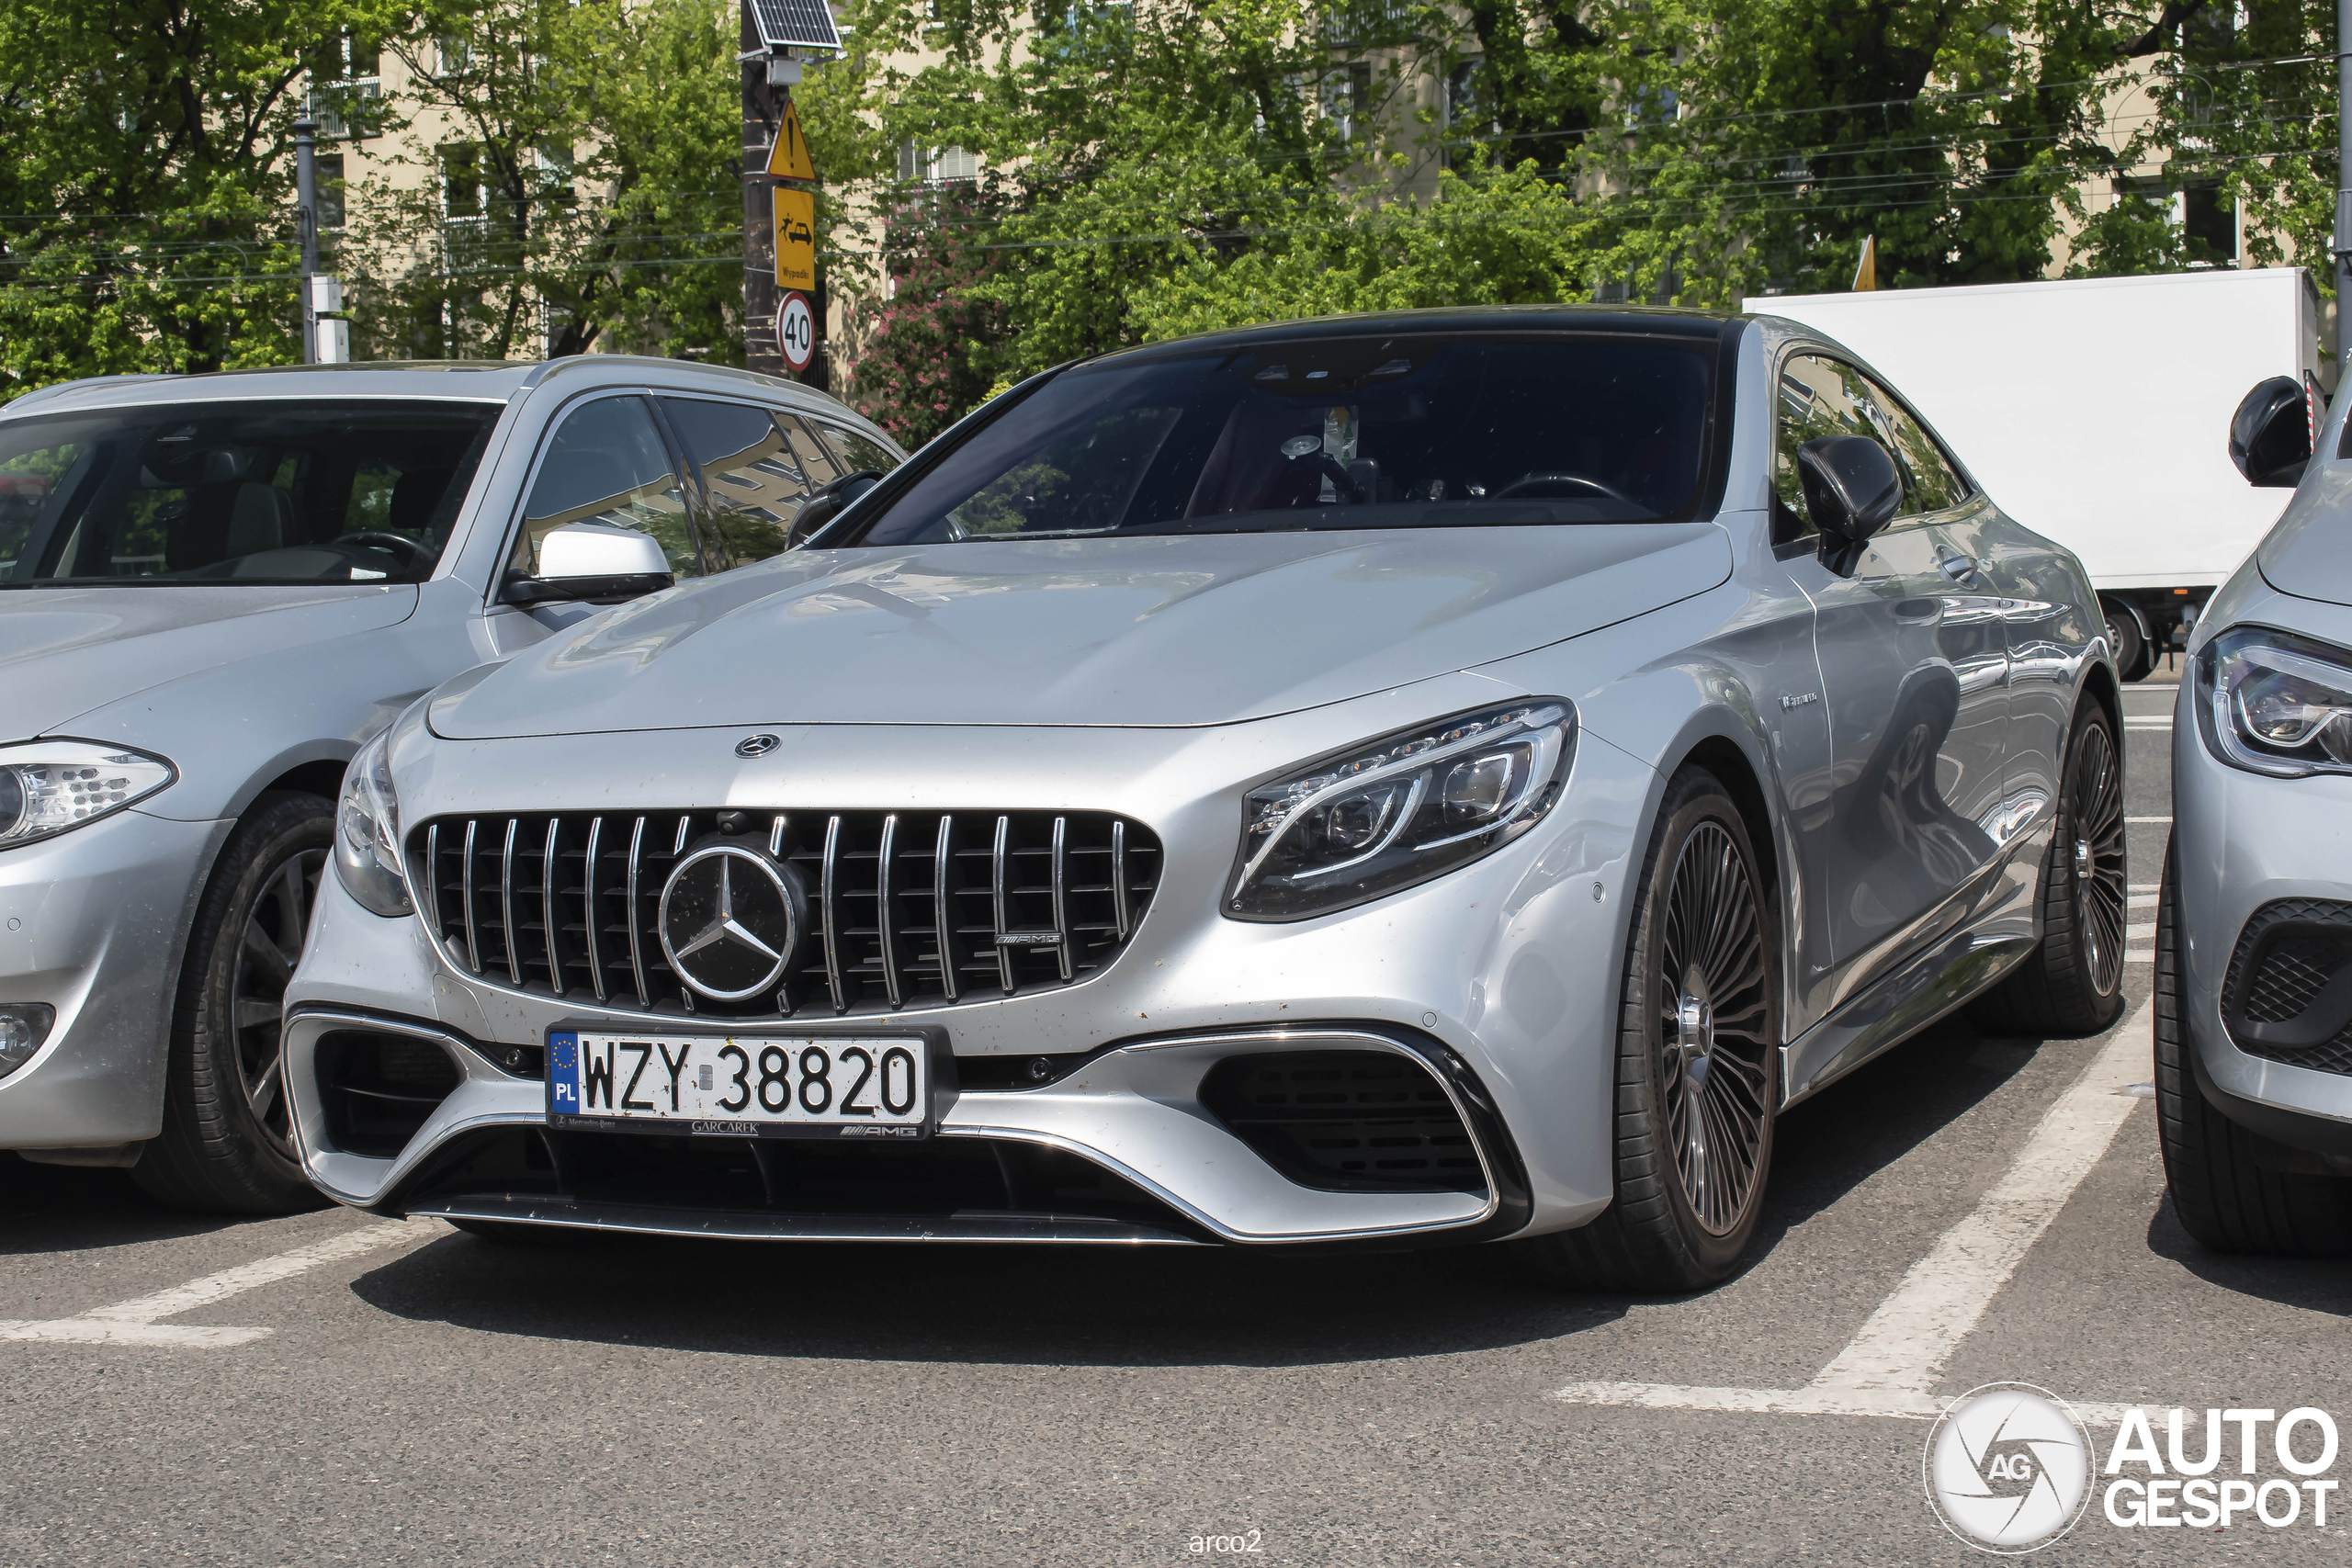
778, 414, 842, 488
1776, 355, 1968, 531
1856, 370, 1968, 514
659, 397, 808, 570
514, 395, 700, 580
811, 418, 899, 479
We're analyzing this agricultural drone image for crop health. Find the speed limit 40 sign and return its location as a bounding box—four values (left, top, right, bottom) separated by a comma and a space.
777, 291, 815, 374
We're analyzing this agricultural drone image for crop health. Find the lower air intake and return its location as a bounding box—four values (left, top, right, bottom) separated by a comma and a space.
1199, 1049, 1486, 1193
2222, 899, 2352, 1078
316, 1031, 464, 1157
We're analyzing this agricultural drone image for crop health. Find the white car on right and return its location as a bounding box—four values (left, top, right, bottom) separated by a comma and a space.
2160, 373, 2352, 1252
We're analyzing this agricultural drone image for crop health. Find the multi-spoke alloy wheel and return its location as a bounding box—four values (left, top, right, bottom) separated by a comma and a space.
1512, 765, 1780, 1292
2068, 720, 2127, 997
233, 846, 323, 1156
1657, 820, 1774, 1236
1968, 704, 2128, 1038
132, 794, 333, 1214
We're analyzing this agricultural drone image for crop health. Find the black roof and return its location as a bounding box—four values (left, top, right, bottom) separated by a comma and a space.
1099, 304, 1742, 368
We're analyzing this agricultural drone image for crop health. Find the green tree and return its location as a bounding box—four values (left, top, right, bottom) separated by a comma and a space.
346, 0, 747, 361
0, 0, 396, 389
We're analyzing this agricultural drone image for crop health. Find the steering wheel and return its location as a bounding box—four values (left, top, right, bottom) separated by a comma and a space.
1491, 472, 1639, 505
333, 530, 434, 566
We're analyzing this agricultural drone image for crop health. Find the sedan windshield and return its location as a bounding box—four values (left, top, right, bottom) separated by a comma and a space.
847, 333, 1717, 546
0, 400, 499, 586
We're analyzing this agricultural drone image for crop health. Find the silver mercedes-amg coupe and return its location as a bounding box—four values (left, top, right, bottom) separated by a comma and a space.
281, 306, 2124, 1290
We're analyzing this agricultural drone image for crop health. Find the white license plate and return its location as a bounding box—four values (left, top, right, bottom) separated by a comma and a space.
547, 1031, 931, 1138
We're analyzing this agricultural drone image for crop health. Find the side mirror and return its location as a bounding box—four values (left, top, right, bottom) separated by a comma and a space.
1795, 434, 1903, 544
502, 521, 674, 605
2230, 375, 2313, 488
786, 469, 884, 549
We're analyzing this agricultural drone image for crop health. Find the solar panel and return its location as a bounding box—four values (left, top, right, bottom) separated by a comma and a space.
751, 0, 842, 49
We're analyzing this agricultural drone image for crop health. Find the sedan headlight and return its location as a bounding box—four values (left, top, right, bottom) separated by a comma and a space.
2200, 626, 2352, 778
1228, 700, 1575, 920
0, 740, 175, 850
334, 728, 413, 917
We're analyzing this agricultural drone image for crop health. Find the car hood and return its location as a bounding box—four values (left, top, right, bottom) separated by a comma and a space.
0, 585, 421, 738
2258, 466, 2352, 607
432, 525, 1732, 739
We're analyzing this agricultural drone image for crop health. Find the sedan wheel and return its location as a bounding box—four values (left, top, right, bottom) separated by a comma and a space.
1969, 703, 2127, 1038
1515, 765, 1779, 1291
131, 794, 334, 1214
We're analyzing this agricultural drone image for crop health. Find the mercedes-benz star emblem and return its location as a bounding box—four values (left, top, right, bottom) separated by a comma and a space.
735, 733, 781, 758
657, 846, 797, 1001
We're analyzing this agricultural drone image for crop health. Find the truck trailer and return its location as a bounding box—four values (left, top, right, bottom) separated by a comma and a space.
1746, 267, 2323, 680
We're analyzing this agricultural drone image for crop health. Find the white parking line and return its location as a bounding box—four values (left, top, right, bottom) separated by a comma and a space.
2123, 717, 2172, 728
1556, 1001, 2155, 1424
2125, 815, 2171, 824
0, 1222, 425, 1348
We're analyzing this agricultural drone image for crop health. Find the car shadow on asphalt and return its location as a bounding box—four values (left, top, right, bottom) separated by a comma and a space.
1735, 1011, 2042, 1280
340, 1015, 2054, 1365
2142, 1194, 2352, 1318
0, 1151, 292, 1256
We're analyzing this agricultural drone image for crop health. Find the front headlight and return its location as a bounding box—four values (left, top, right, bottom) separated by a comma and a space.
2200, 626, 2352, 778
333, 728, 413, 917
1227, 700, 1575, 920
0, 740, 175, 850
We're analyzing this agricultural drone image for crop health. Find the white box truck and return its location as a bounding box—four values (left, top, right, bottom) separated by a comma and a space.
1745, 267, 2323, 680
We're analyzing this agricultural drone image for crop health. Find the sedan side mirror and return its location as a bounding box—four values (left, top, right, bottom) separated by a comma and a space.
2230, 375, 2313, 488
786, 469, 884, 548
502, 521, 674, 605
1795, 434, 1903, 544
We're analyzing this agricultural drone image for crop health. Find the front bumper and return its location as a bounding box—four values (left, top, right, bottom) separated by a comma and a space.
0, 809, 227, 1149
282, 688, 1659, 1244
2171, 668, 2352, 1154
286, 1006, 1531, 1245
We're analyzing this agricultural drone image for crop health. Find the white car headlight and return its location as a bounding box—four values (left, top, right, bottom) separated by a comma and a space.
334, 728, 413, 917
1227, 700, 1575, 920
0, 740, 175, 850
2200, 626, 2352, 778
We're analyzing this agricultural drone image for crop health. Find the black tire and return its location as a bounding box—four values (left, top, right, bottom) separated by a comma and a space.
131, 794, 334, 1214
2104, 602, 2153, 683
1513, 766, 1779, 1292
2153, 837, 2352, 1255
1970, 703, 2128, 1038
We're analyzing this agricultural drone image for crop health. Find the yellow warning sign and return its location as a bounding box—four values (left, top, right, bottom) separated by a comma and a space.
774, 186, 817, 291
765, 99, 818, 183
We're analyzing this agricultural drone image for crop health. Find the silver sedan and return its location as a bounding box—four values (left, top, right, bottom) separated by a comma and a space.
283, 307, 2122, 1289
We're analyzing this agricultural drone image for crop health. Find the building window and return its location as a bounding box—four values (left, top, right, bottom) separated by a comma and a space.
1323, 62, 1373, 143
537, 144, 577, 207
317, 153, 347, 231
307, 29, 382, 139
441, 144, 487, 221
898, 141, 978, 185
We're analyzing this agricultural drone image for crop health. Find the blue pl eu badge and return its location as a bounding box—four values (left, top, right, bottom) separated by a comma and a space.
548, 1032, 580, 1113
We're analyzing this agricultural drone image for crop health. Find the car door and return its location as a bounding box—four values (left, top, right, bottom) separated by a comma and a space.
1770, 351, 2011, 979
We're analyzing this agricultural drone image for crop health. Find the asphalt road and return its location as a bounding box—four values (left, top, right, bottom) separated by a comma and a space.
6, 668, 2349, 1567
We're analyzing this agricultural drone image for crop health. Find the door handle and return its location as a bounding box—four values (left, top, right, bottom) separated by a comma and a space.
1937, 551, 1979, 582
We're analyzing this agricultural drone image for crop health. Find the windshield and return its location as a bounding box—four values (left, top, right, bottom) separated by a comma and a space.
847, 333, 1718, 546
0, 400, 499, 587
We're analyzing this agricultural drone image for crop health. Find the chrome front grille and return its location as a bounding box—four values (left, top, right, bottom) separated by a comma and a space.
408, 809, 1161, 1020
